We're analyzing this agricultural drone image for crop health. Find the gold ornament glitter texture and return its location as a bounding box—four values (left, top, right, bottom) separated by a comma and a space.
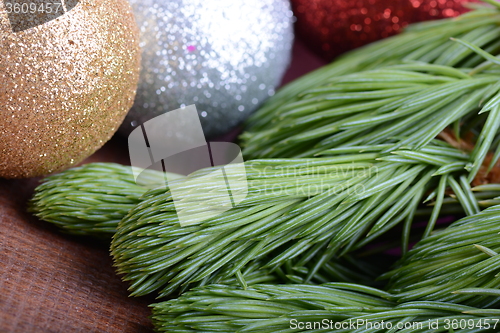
0, 0, 140, 178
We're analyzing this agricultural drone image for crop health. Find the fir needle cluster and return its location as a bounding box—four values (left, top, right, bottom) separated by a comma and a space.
109, 134, 500, 299
30, 163, 170, 237
385, 205, 500, 307
150, 206, 500, 332
241, 4, 500, 160
151, 283, 500, 333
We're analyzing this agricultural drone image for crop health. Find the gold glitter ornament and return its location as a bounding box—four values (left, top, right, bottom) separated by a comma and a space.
0, 0, 141, 178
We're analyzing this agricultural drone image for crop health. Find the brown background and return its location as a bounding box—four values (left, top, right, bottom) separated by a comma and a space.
0, 40, 325, 333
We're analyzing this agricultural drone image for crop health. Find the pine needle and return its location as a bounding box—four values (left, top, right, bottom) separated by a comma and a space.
384, 205, 500, 308
29, 163, 172, 237
150, 283, 499, 332
110, 141, 476, 298
241, 7, 500, 163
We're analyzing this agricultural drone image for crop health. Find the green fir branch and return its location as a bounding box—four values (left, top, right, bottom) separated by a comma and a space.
150, 283, 500, 332
110, 140, 477, 298
384, 205, 500, 308
29, 163, 174, 237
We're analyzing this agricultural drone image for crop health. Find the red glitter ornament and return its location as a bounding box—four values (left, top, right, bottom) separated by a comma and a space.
292, 0, 477, 61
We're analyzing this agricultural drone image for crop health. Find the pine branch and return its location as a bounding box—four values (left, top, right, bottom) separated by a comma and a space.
243, 64, 500, 161
30, 162, 385, 289
29, 163, 179, 237
383, 205, 500, 308
111, 140, 475, 298
241, 6, 500, 160
150, 283, 499, 332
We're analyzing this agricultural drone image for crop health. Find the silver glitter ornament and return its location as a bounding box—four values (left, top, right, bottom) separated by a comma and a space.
123, 0, 294, 138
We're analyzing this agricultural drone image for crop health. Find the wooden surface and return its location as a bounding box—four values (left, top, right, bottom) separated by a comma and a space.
0, 138, 156, 333
0, 40, 325, 333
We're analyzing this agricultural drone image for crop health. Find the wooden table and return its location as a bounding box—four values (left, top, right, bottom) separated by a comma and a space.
0, 137, 155, 332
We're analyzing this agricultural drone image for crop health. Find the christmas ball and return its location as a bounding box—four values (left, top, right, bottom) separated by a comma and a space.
123, 0, 294, 138
292, 0, 475, 61
0, 0, 140, 178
